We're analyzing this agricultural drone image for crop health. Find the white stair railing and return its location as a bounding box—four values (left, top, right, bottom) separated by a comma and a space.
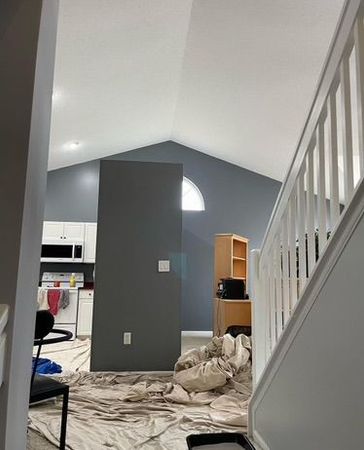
252, 0, 364, 384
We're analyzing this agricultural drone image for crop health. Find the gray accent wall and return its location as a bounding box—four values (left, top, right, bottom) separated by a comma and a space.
44, 141, 281, 330
91, 161, 182, 371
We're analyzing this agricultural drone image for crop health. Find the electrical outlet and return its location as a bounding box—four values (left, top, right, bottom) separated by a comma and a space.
123, 332, 132, 345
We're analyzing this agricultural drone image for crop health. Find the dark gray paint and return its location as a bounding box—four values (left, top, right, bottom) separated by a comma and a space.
44, 141, 281, 330
91, 161, 182, 371
45, 160, 100, 223
0, 1, 58, 448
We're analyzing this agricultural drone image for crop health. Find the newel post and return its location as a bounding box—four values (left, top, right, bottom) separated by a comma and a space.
250, 249, 267, 386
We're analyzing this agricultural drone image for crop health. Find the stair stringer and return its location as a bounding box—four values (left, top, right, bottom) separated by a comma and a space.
248, 179, 364, 449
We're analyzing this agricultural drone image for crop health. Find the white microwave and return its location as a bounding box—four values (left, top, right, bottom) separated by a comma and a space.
41, 241, 84, 263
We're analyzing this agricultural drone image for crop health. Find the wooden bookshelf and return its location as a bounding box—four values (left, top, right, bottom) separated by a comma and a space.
213, 233, 250, 336
214, 298, 252, 337
214, 233, 249, 291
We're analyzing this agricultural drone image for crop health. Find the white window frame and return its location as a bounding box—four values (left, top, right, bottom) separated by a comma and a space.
182, 176, 205, 211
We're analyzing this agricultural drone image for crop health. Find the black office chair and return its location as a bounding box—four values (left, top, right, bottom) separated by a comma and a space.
30, 310, 73, 450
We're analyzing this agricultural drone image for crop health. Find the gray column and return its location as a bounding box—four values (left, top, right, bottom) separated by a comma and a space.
0, 1, 59, 449
91, 160, 182, 371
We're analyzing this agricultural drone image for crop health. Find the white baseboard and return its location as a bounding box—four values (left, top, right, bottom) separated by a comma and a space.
181, 331, 213, 338
251, 430, 270, 450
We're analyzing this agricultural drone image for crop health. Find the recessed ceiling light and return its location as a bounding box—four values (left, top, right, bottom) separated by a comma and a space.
65, 141, 82, 151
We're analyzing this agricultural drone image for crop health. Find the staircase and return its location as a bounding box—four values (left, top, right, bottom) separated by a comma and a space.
248, 1, 364, 448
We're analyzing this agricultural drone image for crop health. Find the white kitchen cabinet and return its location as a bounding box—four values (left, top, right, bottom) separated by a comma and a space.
84, 223, 97, 263
43, 221, 64, 240
77, 290, 94, 336
42, 221, 85, 241
63, 222, 85, 241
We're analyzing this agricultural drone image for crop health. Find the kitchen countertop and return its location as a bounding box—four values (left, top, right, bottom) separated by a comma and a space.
39, 286, 80, 291
38, 286, 94, 292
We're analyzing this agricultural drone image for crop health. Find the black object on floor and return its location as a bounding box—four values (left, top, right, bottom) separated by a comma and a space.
30, 375, 69, 449
30, 310, 73, 450
226, 325, 252, 337
186, 432, 255, 449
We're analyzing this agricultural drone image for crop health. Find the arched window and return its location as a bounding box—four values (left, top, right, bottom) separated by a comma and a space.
182, 177, 205, 211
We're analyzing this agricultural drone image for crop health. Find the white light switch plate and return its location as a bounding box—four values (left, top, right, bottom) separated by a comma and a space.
123, 332, 132, 345
158, 260, 170, 272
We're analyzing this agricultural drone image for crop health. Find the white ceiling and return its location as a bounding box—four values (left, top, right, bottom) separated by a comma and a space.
49, 0, 345, 181
50, 0, 193, 169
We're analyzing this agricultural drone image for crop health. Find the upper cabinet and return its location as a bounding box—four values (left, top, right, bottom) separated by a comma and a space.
84, 223, 97, 263
42, 221, 97, 263
42, 221, 64, 241
43, 221, 85, 241
63, 222, 85, 241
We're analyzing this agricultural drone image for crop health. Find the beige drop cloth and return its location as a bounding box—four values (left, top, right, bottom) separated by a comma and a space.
28, 335, 252, 449
33, 338, 91, 374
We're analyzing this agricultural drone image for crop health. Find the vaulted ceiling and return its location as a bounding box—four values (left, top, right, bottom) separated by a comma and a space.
49, 0, 345, 180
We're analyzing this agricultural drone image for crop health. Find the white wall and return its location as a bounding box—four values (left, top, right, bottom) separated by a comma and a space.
252, 199, 364, 449
0, 2, 58, 448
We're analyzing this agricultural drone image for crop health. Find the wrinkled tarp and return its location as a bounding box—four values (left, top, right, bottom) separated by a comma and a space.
33, 338, 91, 374
28, 334, 252, 450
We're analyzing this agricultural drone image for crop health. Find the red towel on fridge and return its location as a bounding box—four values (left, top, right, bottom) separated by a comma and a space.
47, 289, 61, 316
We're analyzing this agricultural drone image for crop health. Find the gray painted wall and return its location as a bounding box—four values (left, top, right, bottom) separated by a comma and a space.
91, 161, 182, 371
253, 206, 364, 449
0, 1, 58, 448
44, 141, 281, 330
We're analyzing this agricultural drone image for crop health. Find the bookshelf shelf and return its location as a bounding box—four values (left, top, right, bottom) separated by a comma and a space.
213, 233, 250, 336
